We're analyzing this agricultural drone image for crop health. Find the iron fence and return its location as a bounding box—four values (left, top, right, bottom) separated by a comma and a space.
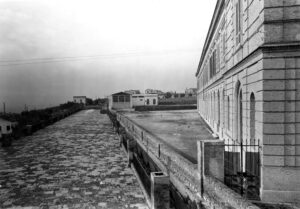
224, 138, 261, 200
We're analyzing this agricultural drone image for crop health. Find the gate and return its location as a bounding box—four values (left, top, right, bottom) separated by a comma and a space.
224, 138, 261, 200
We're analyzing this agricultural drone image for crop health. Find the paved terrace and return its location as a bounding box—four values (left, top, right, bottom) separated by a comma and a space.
120, 110, 215, 163
0, 110, 147, 209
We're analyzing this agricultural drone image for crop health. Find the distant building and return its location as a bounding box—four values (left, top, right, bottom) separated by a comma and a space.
124, 90, 141, 95
185, 88, 197, 97
73, 96, 86, 105
145, 89, 164, 94
0, 118, 13, 137
108, 92, 131, 110
131, 94, 158, 107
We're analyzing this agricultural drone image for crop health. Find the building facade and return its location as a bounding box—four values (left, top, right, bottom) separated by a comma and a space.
108, 92, 131, 110
185, 88, 197, 97
145, 89, 164, 94
196, 0, 300, 203
0, 118, 13, 137
124, 90, 141, 95
73, 96, 87, 105
131, 94, 158, 107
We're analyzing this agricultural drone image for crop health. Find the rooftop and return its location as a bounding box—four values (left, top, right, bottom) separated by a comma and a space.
121, 110, 215, 163
73, 96, 86, 98
0, 118, 13, 125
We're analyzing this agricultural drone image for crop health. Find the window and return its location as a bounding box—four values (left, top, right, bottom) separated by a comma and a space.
227, 96, 230, 130
250, 93, 255, 143
119, 96, 125, 102
216, 44, 220, 73
235, 0, 242, 44
125, 95, 130, 102
217, 91, 220, 125
223, 32, 226, 62
210, 50, 217, 78
146, 99, 150, 105
7, 126, 11, 131
153, 99, 156, 105
0, 126, 2, 132
223, 89, 226, 126
113, 96, 118, 102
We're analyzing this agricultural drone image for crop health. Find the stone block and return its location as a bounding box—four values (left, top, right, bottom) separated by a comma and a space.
264, 0, 283, 7
285, 135, 297, 145
150, 172, 170, 209
285, 124, 296, 134
263, 112, 285, 123
197, 140, 224, 183
284, 22, 300, 42
264, 7, 284, 21
262, 190, 300, 204
263, 58, 286, 69
264, 24, 283, 43
262, 166, 300, 191
263, 91, 285, 101
263, 69, 285, 79
263, 155, 284, 166
263, 123, 284, 134
263, 80, 285, 90
263, 134, 284, 145
263, 101, 285, 112
284, 156, 296, 166
263, 145, 284, 155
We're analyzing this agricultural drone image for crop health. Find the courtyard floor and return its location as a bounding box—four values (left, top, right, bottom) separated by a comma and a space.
120, 110, 215, 163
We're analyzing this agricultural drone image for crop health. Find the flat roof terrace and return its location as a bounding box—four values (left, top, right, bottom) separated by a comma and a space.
120, 110, 215, 163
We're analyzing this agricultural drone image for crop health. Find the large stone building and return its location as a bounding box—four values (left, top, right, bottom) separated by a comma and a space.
196, 0, 300, 204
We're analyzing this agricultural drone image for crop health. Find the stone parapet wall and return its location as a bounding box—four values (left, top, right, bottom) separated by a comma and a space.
116, 112, 260, 209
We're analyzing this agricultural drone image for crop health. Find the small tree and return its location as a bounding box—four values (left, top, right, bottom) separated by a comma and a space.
165, 92, 172, 99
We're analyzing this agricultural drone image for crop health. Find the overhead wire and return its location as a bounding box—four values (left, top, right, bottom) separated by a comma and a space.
0, 48, 201, 67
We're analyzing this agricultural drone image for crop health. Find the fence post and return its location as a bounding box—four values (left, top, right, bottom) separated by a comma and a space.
127, 137, 135, 167
197, 141, 205, 197
150, 172, 170, 209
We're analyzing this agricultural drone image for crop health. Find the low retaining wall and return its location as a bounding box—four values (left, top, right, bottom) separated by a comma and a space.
115, 111, 260, 209
134, 105, 197, 111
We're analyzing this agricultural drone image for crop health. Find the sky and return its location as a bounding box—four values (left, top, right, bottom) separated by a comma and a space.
0, 0, 217, 112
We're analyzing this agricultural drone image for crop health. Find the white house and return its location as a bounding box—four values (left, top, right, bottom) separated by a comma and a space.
73, 96, 86, 105
108, 92, 132, 110
0, 118, 13, 137
131, 94, 158, 107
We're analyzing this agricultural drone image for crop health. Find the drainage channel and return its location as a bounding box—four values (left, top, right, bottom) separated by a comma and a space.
113, 118, 202, 209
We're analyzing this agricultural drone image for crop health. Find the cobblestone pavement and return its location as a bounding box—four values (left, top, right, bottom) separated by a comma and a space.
0, 110, 148, 209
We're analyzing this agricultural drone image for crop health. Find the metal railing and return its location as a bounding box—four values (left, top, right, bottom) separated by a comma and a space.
224, 138, 261, 200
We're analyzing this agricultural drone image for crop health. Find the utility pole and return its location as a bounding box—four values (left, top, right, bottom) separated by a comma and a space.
3, 102, 5, 114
